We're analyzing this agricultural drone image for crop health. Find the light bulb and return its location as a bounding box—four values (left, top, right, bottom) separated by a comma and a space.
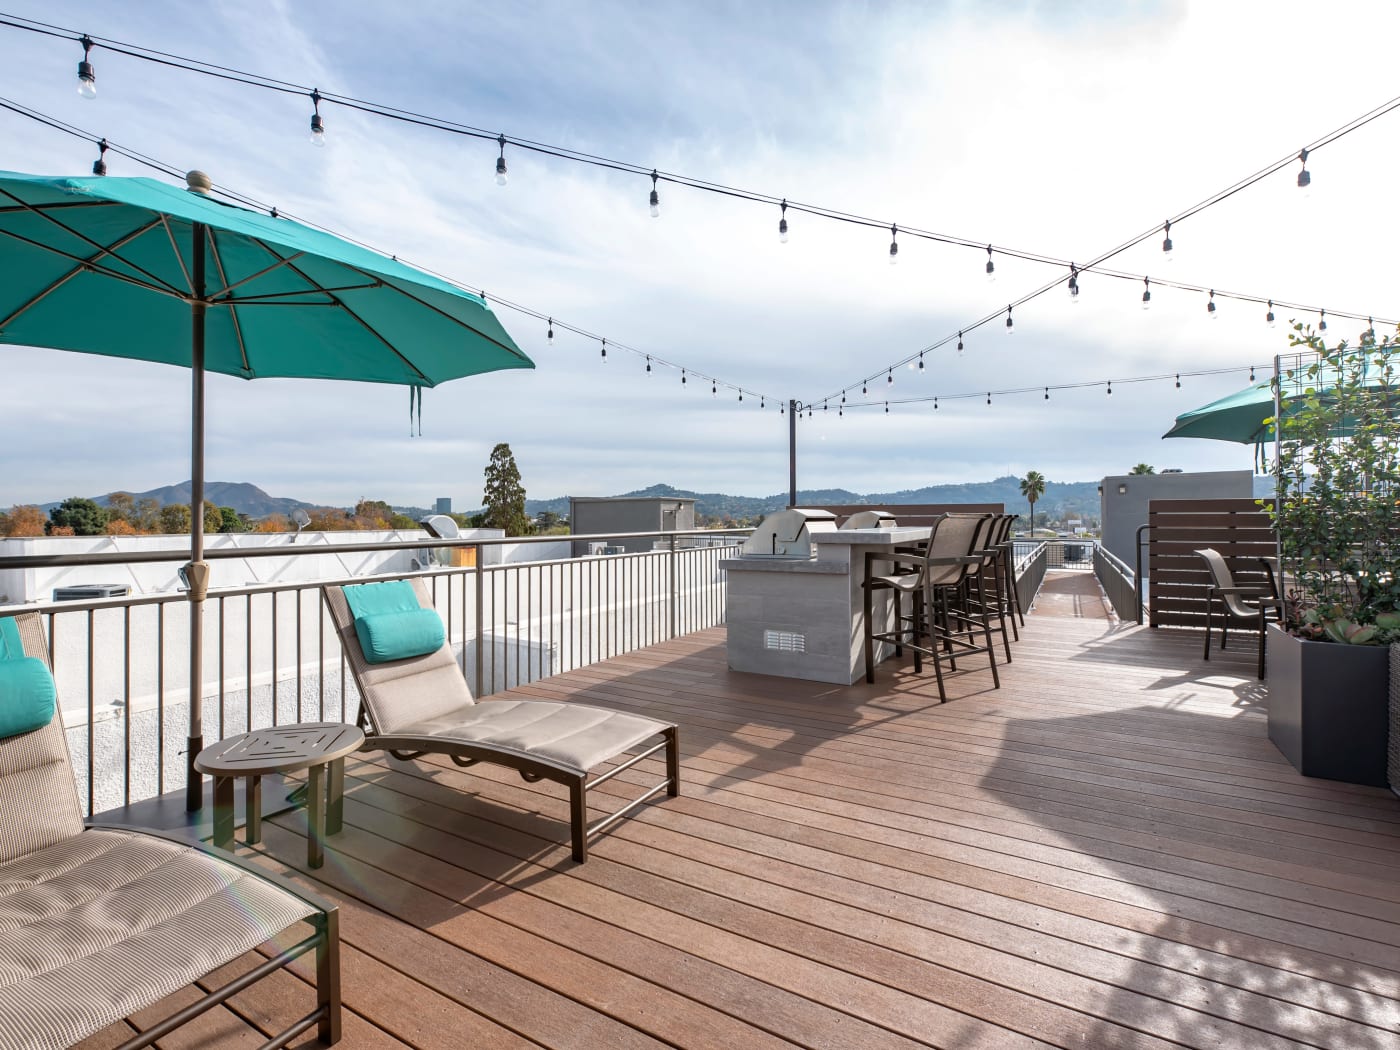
309, 89, 325, 147
1141, 279, 1151, 310
957, 331, 964, 355
985, 246, 995, 282
1266, 301, 1275, 327
1005, 308, 1014, 335
1297, 149, 1311, 194
1207, 291, 1217, 320
645, 356, 651, 374
887, 369, 894, 387
91, 139, 107, 177
917, 354, 925, 373
76, 38, 96, 99
546, 319, 554, 345
649, 170, 660, 218
779, 200, 789, 243
495, 134, 508, 186
1162, 220, 1173, 263
1319, 309, 1328, 333
1067, 267, 1079, 303
600, 341, 607, 364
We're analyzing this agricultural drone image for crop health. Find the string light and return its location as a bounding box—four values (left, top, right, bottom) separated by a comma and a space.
888, 224, 898, 265
862, 381, 868, 397
917, 352, 925, 373
546, 318, 554, 345
1365, 317, 1376, 344
1106, 380, 1112, 396
1176, 374, 1181, 388
738, 390, 743, 402
934, 397, 939, 410
495, 134, 508, 186
1297, 148, 1311, 190
1207, 289, 1217, 319
1161, 220, 1173, 262
711, 380, 717, 397
884, 401, 889, 413
985, 245, 996, 282
986, 392, 992, 405
91, 137, 107, 176
600, 338, 607, 364
1044, 387, 1049, 400
309, 89, 325, 147
1266, 300, 1275, 327
681, 369, 686, 386
1067, 264, 1080, 303
778, 199, 788, 243
823, 399, 828, 411
76, 35, 96, 100
649, 170, 660, 218
761, 396, 765, 408
645, 355, 651, 374
1005, 306, 1015, 335
1141, 277, 1151, 310
1249, 365, 1255, 381
780, 400, 784, 414
1319, 308, 1328, 332
957, 331, 964, 355
838, 404, 842, 417
886, 368, 894, 387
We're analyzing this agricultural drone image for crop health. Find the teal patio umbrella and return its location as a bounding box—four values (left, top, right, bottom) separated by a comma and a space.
0, 169, 532, 809
1162, 380, 1280, 445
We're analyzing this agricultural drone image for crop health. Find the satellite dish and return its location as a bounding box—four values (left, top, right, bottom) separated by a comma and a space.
420, 514, 459, 540
291, 508, 311, 541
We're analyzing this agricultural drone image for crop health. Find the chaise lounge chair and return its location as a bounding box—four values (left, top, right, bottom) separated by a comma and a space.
323, 578, 680, 862
0, 611, 340, 1050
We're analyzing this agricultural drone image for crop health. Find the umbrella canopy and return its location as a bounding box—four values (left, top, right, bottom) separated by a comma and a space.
0, 169, 532, 810
1164, 367, 1398, 445
0, 170, 530, 383
1162, 380, 1279, 445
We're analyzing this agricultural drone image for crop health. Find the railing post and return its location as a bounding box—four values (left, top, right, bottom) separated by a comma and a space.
668, 533, 678, 640
1135, 523, 1150, 626
473, 543, 484, 697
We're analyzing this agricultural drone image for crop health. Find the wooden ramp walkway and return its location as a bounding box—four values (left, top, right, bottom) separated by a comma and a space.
79, 608, 1400, 1049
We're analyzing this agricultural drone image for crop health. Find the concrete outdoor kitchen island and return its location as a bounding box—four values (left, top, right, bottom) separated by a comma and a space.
723, 526, 931, 684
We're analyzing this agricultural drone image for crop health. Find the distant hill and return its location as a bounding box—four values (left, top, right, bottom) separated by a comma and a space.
502, 478, 1105, 523
41, 481, 316, 519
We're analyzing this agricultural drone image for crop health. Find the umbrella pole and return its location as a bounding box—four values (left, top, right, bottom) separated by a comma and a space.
185, 221, 209, 811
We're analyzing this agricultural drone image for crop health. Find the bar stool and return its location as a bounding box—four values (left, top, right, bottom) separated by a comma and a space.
863, 515, 945, 682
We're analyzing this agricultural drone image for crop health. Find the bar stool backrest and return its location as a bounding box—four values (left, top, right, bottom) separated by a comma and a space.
923, 513, 992, 586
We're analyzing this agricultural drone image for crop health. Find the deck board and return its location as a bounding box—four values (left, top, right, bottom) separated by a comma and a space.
128, 585, 1400, 1048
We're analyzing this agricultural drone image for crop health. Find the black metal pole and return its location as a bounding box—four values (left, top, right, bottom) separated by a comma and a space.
788, 399, 797, 508
186, 221, 208, 811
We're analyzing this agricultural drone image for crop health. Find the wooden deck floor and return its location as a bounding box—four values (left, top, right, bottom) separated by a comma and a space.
81, 580, 1400, 1049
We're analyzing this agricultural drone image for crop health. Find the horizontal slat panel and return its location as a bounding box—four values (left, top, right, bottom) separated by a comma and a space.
1150, 527, 1278, 544
1149, 498, 1275, 513
1145, 512, 1274, 528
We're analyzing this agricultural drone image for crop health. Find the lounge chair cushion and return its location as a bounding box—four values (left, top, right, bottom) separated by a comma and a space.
391, 699, 668, 776
0, 616, 23, 660
353, 609, 446, 664
0, 828, 317, 1050
0, 658, 56, 741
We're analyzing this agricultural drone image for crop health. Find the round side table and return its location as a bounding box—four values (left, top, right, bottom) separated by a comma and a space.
195, 722, 365, 869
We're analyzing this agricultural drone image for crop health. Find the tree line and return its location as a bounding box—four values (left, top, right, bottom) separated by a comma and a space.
0, 495, 427, 538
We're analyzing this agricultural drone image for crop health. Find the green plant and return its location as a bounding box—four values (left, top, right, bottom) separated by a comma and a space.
1268, 326, 1400, 644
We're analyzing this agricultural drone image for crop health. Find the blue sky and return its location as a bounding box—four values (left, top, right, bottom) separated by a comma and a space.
1, 0, 1397, 510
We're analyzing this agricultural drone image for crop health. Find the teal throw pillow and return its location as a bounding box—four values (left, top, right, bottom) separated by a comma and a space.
0, 657, 57, 739
344, 579, 420, 620
353, 608, 445, 664
0, 615, 21, 662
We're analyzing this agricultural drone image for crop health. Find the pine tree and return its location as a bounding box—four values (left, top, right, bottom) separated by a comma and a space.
482, 443, 532, 536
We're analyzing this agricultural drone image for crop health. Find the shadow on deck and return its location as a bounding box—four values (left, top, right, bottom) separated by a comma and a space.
80, 598, 1400, 1049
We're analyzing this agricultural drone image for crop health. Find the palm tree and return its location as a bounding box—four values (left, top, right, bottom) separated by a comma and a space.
1019, 470, 1046, 535
1129, 463, 1156, 475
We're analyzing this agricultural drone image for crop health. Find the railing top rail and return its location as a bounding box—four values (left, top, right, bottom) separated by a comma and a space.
0, 538, 750, 617
0, 527, 754, 571
1094, 544, 1135, 578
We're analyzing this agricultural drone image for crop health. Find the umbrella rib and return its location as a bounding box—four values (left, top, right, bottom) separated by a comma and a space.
204, 226, 252, 376
0, 187, 186, 298
251, 243, 432, 384
375, 276, 531, 364
160, 215, 194, 294
0, 219, 166, 331
206, 251, 309, 300
212, 282, 382, 304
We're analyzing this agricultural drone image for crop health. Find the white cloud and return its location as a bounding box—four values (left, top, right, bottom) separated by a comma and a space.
0, 0, 1395, 510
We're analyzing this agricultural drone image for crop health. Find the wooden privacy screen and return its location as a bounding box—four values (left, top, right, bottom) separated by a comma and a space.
1147, 498, 1276, 629
811, 504, 1005, 528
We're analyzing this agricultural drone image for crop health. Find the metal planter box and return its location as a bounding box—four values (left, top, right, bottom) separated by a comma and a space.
1266, 624, 1390, 786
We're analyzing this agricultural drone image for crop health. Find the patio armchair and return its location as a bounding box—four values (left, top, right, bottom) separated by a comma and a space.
323, 578, 679, 863
0, 611, 340, 1050
1196, 547, 1282, 678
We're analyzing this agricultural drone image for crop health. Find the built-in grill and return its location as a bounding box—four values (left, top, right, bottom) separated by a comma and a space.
840, 510, 897, 530
739, 508, 838, 559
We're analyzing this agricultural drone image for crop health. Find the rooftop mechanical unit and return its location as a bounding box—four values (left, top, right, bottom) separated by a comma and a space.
52, 584, 131, 602
739, 508, 838, 559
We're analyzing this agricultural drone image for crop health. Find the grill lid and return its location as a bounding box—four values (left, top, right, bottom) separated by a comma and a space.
740, 508, 838, 559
